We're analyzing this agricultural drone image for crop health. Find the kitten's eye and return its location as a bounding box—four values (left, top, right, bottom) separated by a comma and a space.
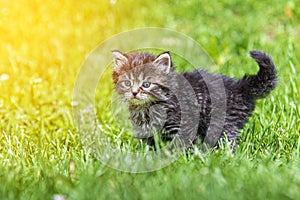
124, 80, 131, 87
142, 82, 151, 88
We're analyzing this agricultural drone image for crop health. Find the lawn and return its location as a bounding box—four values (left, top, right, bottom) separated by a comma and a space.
0, 0, 300, 199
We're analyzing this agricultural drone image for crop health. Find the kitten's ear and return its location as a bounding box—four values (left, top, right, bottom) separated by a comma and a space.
153, 52, 172, 73
112, 50, 128, 73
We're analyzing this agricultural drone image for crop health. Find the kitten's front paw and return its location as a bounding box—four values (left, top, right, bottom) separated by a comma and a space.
186, 146, 195, 154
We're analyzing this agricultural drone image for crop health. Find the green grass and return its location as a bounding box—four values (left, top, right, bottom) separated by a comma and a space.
1, 0, 300, 199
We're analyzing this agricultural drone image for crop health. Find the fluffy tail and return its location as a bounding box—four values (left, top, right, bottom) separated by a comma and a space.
241, 50, 277, 99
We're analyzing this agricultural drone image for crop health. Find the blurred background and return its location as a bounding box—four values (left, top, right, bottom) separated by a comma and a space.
0, 0, 298, 101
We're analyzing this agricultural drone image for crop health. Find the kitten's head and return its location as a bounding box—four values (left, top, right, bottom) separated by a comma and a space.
112, 50, 174, 105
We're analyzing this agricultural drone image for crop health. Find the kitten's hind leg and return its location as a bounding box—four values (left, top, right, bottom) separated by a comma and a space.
166, 133, 200, 154
186, 136, 200, 154
219, 131, 240, 152
201, 129, 240, 152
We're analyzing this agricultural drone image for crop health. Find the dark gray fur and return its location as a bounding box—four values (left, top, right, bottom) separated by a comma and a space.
112, 50, 277, 150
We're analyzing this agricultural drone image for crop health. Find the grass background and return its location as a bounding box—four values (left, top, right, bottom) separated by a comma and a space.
0, 0, 300, 199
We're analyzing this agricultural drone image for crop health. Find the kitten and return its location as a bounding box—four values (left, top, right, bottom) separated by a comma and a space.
112, 50, 277, 151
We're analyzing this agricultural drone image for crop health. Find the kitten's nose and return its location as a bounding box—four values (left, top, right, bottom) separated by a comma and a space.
132, 91, 138, 96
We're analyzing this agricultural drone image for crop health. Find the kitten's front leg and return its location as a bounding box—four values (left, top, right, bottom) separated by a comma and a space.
167, 127, 199, 153
142, 137, 155, 146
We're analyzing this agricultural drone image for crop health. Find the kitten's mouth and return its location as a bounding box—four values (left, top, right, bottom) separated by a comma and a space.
130, 97, 143, 104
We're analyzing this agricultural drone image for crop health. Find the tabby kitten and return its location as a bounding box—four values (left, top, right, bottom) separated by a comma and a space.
112, 50, 277, 150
